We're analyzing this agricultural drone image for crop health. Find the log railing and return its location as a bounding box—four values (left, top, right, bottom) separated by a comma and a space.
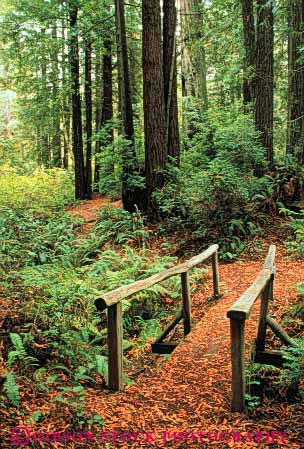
95, 244, 220, 391
227, 245, 277, 412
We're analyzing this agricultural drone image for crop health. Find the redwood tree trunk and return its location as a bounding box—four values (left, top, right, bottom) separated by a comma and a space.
51, 24, 62, 167
94, 38, 113, 190
242, 0, 256, 107
287, 0, 304, 168
116, 0, 139, 212
85, 38, 93, 199
143, 0, 167, 216
163, 0, 180, 165
69, 1, 86, 199
255, 0, 274, 174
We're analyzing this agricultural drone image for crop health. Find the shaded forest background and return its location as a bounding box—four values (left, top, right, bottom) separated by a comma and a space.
0, 0, 303, 220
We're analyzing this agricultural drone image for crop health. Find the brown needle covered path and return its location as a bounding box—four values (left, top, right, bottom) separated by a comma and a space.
85, 247, 304, 449
67, 194, 122, 232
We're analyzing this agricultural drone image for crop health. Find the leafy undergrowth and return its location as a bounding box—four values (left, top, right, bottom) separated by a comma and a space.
0, 196, 208, 445
1, 243, 303, 448
0, 190, 303, 448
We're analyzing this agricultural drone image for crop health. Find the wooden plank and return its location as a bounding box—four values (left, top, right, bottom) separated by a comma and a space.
256, 277, 272, 351
212, 250, 220, 298
107, 303, 123, 391
154, 310, 183, 343
227, 269, 272, 320
181, 272, 191, 335
227, 246, 276, 321
151, 342, 178, 354
266, 315, 298, 347
263, 245, 276, 270
95, 244, 219, 310
254, 350, 284, 368
230, 318, 246, 413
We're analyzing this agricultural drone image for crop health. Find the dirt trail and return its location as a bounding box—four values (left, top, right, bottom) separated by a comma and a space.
84, 247, 303, 448
67, 194, 122, 232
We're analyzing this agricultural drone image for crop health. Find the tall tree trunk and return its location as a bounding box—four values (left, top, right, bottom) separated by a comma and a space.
62, 9, 71, 169
94, 49, 103, 191
40, 28, 51, 167
163, 0, 180, 165
180, 0, 196, 98
116, 0, 139, 212
241, 0, 256, 108
51, 24, 62, 167
180, 0, 208, 109
255, 0, 274, 175
94, 37, 114, 190
143, 0, 166, 216
287, 0, 304, 170
69, 1, 86, 199
85, 38, 93, 199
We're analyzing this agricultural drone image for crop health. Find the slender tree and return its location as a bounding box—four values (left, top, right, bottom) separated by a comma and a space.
241, 0, 256, 108
163, 0, 180, 164
94, 37, 114, 190
115, 0, 139, 211
287, 0, 304, 171
180, 0, 208, 111
255, 0, 274, 174
69, 0, 86, 199
180, 0, 196, 98
85, 37, 93, 199
143, 0, 166, 215
51, 24, 62, 167
61, 12, 71, 169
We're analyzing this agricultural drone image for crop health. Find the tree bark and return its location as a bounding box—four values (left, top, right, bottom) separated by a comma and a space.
255, 0, 274, 175
241, 0, 256, 108
51, 24, 62, 168
85, 38, 93, 199
180, 0, 196, 98
116, 0, 140, 212
94, 37, 114, 191
61, 13, 71, 170
143, 0, 167, 216
163, 0, 180, 165
287, 0, 304, 169
69, 0, 86, 199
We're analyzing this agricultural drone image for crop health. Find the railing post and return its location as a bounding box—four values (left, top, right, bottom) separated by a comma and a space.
256, 272, 274, 351
107, 303, 123, 391
181, 271, 191, 335
230, 318, 246, 413
212, 250, 220, 298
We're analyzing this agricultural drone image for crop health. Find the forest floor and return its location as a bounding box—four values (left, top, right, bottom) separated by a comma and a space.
1, 198, 303, 448
67, 193, 122, 233
68, 198, 304, 448
83, 246, 303, 449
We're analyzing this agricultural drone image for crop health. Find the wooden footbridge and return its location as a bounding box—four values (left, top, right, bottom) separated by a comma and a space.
95, 244, 296, 413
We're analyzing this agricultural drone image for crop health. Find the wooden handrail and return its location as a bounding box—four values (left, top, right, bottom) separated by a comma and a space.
95, 244, 221, 391
227, 245, 276, 321
95, 244, 219, 311
227, 245, 276, 413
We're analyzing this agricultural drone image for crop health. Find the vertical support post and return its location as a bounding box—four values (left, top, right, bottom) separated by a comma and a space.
212, 250, 220, 298
107, 302, 123, 391
256, 273, 274, 351
230, 318, 246, 413
181, 271, 191, 335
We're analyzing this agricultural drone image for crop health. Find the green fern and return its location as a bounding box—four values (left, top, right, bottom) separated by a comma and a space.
7, 333, 39, 368
4, 373, 20, 407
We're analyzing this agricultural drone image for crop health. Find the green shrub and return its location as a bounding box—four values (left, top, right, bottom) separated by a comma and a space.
0, 208, 80, 271
0, 165, 74, 215
283, 209, 304, 258
94, 205, 149, 248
